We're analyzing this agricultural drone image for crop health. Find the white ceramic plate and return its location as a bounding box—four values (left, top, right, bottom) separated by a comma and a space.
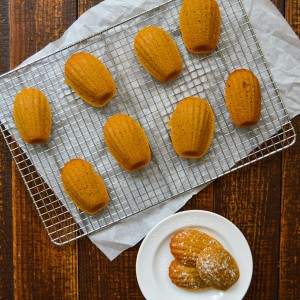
136, 210, 253, 300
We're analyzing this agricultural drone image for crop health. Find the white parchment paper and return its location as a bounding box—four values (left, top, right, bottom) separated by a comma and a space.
0, 0, 299, 260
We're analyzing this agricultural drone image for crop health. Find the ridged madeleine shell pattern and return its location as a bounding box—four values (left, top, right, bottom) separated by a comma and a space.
104, 114, 151, 171
65, 52, 116, 107
168, 260, 209, 290
196, 246, 240, 290
225, 69, 261, 127
168, 97, 215, 159
13, 87, 52, 144
180, 0, 221, 54
134, 26, 183, 82
170, 229, 222, 267
61, 159, 109, 215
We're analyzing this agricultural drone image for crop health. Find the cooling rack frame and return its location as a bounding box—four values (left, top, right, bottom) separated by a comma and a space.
0, 0, 296, 245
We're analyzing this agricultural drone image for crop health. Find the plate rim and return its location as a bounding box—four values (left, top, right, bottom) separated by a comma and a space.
136, 210, 253, 300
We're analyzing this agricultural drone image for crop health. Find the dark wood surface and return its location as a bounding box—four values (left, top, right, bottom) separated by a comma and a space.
0, 0, 299, 299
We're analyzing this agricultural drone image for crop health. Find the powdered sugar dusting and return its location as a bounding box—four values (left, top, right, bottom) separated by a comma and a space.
168, 228, 240, 291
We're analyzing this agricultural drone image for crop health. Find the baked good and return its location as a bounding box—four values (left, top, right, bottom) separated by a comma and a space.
61, 159, 109, 214
65, 52, 116, 107
196, 246, 240, 290
13, 87, 52, 144
225, 69, 261, 127
134, 26, 183, 82
168, 260, 209, 290
169, 228, 240, 291
180, 0, 221, 54
104, 114, 151, 171
168, 96, 214, 159
170, 229, 222, 267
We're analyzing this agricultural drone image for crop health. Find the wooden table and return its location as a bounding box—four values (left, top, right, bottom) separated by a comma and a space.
0, 0, 299, 299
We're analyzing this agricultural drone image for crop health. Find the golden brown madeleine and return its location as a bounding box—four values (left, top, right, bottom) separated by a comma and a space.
61, 159, 109, 215
170, 229, 222, 267
225, 69, 261, 127
13, 87, 52, 144
168, 97, 214, 159
65, 52, 116, 107
180, 0, 221, 54
104, 114, 151, 171
196, 246, 240, 290
169, 260, 209, 290
134, 26, 183, 82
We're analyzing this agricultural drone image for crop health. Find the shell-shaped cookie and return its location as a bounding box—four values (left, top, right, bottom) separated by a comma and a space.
170, 229, 222, 267
168, 260, 209, 290
134, 26, 183, 82
13, 87, 52, 144
180, 0, 221, 54
168, 97, 214, 159
104, 114, 151, 171
65, 52, 116, 107
225, 69, 261, 127
61, 159, 109, 215
196, 246, 240, 290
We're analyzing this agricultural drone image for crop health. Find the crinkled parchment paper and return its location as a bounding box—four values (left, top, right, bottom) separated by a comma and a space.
0, 0, 299, 260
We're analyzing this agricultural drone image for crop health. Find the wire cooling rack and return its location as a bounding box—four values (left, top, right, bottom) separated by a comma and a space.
0, 0, 296, 245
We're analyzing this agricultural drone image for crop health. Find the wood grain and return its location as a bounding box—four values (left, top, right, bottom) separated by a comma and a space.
12, 168, 78, 300
78, 0, 102, 13
214, 155, 282, 299
9, 0, 76, 68
78, 238, 144, 300
280, 116, 300, 300
279, 2, 300, 299
0, 0, 298, 299
286, 0, 300, 35
0, 0, 10, 74
75, 2, 144, 300
183, 183, 214, 212
9, 0, 78, 299
0, 1, 13, 299
271, 0, 285, 15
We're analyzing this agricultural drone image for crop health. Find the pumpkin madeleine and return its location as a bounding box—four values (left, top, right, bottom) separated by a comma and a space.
225, 69, 261, 127
134, 26, 183, 82
180, 0, 221, 54
170, 229, 222, 267
65, 52, 116, 107
168, 97, 214, 159
61, 159, 109, 215
13, 87, 52, 144
169, 260, 209, 290
104, 114, 151, 171
196, 246, 240, 290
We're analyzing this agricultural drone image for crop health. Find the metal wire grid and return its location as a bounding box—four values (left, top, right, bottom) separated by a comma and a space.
0, 0, 296, 244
